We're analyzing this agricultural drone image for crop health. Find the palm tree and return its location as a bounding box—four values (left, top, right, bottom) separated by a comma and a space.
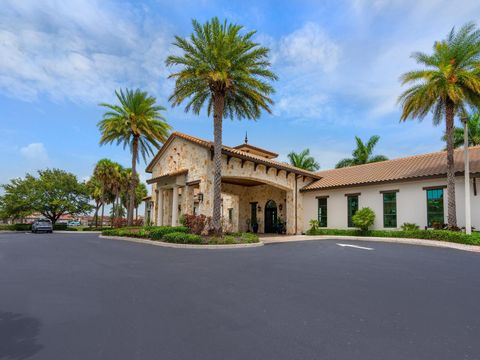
86, 176, 103, 227
287, 149, 320, 171
135, 182, 148, 222
335, 135, 388, 168
98, 89, 171, 226
398, 22, 480, 227
441, 113, 480, 148
166, 18, 277, 235
94, 159, 119, 227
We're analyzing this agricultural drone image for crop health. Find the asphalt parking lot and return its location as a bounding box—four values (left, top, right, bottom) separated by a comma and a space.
1, 232, 479, 360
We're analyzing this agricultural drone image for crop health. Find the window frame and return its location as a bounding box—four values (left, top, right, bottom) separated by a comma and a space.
426, 188, 444, 227
317, 197, 328, 227
347, 195, 359, 228
382, 192, 397, 228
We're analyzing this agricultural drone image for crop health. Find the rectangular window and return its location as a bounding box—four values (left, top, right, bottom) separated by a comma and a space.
426, 188, 444, 227
347, 195, 359, 227
317, 198, 328, 227
383, 192, 397, 228
228, 208, 233, 223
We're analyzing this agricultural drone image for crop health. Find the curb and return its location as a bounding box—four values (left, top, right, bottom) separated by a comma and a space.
265, 235, 480, 253
99, 235, 264, 249
55, 231, 102, 234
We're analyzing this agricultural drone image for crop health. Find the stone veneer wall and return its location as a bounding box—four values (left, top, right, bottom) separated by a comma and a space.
222, 183, 288, 233
148, 136, 315, 234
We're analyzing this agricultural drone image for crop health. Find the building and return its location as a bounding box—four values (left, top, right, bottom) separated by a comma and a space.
145, 132, 480, 234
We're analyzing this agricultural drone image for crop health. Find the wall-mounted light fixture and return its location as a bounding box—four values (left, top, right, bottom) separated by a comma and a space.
198, 193, 204, 202
257, 205, 262, 213
279, 204, 283, 211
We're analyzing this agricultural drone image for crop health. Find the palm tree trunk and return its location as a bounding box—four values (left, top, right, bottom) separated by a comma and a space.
115, 193, 119, 227
127, 138, 138, 227
94, 201, 99, 228
212, 92, 225, 236
445, 100, 457, 228
101, 202, 105, 228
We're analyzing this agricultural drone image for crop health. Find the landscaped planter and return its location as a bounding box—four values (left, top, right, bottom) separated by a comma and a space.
101, 226, 260, 246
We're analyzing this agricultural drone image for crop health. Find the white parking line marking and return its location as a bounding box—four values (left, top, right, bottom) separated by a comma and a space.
337, 243, 374, 251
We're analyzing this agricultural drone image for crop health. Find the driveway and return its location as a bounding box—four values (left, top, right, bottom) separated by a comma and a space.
1, 232, 479, 360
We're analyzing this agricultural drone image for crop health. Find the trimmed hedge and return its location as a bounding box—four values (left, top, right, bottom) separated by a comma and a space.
101, 226, 189, 240
101, 226, 259, 245
162, 232, 202, 244
0, 224, 32, 231
0, 223, 83, 231
305, 228, 480, 246
149, 226, 189, 240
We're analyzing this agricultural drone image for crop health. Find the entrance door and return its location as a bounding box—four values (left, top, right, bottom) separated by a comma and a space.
264, 200, 278, 233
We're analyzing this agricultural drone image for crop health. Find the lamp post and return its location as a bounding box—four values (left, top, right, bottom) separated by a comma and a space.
462, 116, 471, 235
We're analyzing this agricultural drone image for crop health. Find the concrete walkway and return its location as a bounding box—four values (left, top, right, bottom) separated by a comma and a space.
260, 234, 480, 253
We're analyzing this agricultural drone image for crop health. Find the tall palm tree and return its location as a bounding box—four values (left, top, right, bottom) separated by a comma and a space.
287, 149, 320, 171
98, 89, 171, 226
166, 17, 277, 235
441, 113, 480, 148
398, 22, 480, 227
335, 135, 388, 168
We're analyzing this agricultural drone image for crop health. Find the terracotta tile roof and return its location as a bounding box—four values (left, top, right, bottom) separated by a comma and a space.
233, 143, 279, 158
146, 169, 188, 184
146, 132, 321, 179
301, 146, 480, 192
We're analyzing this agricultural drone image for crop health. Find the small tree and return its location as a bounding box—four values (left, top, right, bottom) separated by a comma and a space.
309, 219, 320, 232
352, 207, 376, 232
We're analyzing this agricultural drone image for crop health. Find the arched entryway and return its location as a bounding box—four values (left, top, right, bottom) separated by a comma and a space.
264, 200, 278, 233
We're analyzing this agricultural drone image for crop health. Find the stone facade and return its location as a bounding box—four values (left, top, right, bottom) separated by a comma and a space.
146, 133, 316, 234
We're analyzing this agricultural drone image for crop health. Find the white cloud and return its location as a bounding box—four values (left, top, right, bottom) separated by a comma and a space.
20, 143, 49, 164
0, 0, 173, 103
278, 22, 340, 73
262, 22, 341, 121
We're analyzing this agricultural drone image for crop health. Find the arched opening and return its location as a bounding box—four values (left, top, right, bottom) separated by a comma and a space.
264, 200, 278, 233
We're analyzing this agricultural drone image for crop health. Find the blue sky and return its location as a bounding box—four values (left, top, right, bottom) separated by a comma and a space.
1, 0, 480, 189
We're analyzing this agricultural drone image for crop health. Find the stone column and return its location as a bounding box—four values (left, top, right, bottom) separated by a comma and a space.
171, 186, 179, 226
183, 185, 194, 215
157, 189, 164, 226
286, 190, 295, 235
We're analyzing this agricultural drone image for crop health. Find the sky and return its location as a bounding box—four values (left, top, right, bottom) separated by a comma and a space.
1, 0, 480, 192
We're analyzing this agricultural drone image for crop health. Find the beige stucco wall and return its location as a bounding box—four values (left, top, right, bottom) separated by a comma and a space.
301, 177, 480, 232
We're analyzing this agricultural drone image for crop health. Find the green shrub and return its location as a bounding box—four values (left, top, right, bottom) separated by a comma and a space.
149, 226, 189, 240
401, 223, 420, 231
240, 232, 259, 243
13, 223, 32, 231
309, 219, 320, 232
163, 232, 202, 244
53, 224, 68, 230
352, 208, 376, 232
223, 235, 237, 244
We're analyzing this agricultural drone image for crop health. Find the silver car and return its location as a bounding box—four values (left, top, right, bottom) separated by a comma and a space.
32, 219, 53, 233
